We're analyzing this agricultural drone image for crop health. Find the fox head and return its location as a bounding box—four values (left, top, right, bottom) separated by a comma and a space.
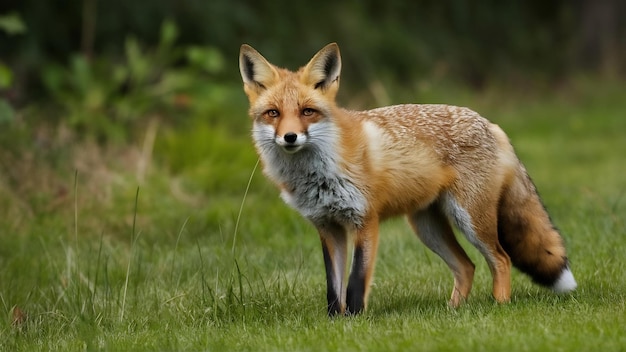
239, 43, 342, 154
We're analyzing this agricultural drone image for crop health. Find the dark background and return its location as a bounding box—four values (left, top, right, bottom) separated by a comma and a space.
1, 0, 625, 106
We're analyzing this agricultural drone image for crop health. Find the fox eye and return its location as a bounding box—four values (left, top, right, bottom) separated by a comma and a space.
266, 109, 280, 118
302, 108, 316, 116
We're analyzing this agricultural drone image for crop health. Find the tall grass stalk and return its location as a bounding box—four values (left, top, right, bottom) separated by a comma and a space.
231, 158, 260, 254
170, 216, 189, 290
73, 170, 82, 316
120, 187, 141, 323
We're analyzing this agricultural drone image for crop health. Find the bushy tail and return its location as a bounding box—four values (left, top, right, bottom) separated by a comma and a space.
497, 165, 577, 293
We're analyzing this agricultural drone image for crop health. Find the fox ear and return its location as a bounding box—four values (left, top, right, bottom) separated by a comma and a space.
302, 43, 341, 91
239, 44, 279, 92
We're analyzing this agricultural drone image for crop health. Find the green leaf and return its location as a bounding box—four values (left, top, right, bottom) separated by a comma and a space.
159, 19, 178, 48
126, 37, 149, 84
0, 99, 15, 123
0, 12, 26, 35
186, 47, 225, 74
0, 62, 13, 88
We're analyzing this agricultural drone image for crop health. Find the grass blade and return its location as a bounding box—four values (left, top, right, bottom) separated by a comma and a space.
120, 187, 140, 323
232, 158, 260, 255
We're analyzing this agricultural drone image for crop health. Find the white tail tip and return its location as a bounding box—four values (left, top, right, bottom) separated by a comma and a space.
552, 267, 577, 293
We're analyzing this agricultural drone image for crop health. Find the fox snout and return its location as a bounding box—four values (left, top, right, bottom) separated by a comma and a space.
276, 132, 306, 153
284, 132, 298, 144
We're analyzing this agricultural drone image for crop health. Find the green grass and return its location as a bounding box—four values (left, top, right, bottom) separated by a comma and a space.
1, 78, 625, 351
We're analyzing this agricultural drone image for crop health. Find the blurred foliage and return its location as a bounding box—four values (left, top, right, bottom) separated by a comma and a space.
0, 11, 25, 35
0, 0, 623, 153
2, 0, 625, 104
0, 11, 25, 123
38, 20, 235, 142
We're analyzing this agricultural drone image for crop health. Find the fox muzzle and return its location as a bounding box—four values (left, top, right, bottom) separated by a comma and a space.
276, 132, 306, 153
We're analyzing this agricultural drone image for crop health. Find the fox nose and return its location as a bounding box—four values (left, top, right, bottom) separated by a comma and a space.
284, 132, 298, 144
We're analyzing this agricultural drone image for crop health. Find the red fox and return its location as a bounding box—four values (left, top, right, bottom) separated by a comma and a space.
238, 43, 577, 316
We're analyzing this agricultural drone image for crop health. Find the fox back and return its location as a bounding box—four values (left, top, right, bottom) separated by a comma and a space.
239, 43, 576, 316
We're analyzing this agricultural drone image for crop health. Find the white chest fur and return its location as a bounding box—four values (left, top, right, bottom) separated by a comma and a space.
253, 121, 368, 227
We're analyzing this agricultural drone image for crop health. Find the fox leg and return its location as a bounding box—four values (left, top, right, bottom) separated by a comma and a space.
317, 221, 349, 316
408, 206, 475, 307
467, 209, 512, 303
443, 194, 512, 303
474, 224, 512, 303
346, 217, 380, 315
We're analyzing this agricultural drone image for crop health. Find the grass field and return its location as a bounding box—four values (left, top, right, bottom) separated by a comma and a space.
1, 77, 625, 351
